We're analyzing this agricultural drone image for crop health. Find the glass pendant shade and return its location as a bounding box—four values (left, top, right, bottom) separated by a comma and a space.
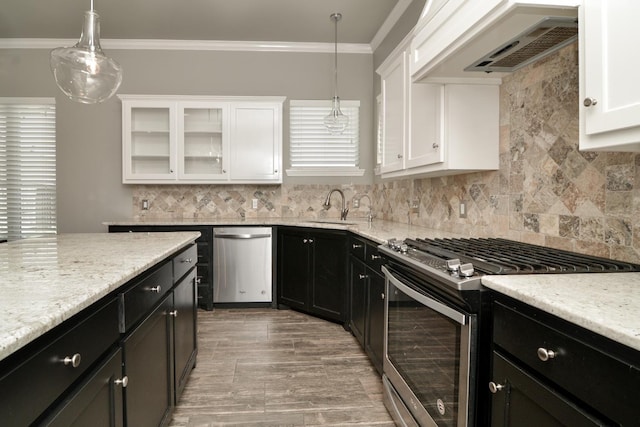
324, 13, 349, 135
50, 10, 122, 104
324, 96, 349, 134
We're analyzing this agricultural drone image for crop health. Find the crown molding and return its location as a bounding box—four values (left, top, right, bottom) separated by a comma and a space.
370, 0, 413, 51
0, 38, 372, 54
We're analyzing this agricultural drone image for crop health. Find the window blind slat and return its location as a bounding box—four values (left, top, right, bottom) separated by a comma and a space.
0, 100, 57, 241
289, 100, 360, 171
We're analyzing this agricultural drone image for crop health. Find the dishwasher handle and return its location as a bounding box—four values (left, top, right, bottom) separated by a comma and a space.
214, 233, 271, 240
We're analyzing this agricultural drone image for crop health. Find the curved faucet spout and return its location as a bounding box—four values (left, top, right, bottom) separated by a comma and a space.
323, 189, 349, 220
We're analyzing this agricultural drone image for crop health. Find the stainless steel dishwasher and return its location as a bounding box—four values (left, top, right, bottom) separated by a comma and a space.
213, 227, 272, 303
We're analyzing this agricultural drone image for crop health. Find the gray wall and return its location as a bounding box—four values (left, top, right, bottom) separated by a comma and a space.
0, 48, 373, 232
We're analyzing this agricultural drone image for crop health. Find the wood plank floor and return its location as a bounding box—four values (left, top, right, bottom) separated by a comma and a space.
169, 308, 395, 427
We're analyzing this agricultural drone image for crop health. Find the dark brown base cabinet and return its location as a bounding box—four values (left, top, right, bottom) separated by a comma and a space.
42, 348, 125, 427
109, 225, 213, 311
349, 236, 385, 374
489, 295, 640, 426
277, 227, 348, 323
0, 243, 198, 426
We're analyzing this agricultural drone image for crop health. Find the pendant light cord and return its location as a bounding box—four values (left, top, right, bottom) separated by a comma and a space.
331, 13, 341, 99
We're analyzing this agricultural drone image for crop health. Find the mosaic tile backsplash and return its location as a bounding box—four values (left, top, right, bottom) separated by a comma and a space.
133, 44, 640, 263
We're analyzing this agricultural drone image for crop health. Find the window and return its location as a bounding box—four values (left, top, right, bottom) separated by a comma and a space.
0, 98, 57, 241
287, 100, 364, 176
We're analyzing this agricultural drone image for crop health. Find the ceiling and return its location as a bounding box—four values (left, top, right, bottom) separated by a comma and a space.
1, 0, 404, 48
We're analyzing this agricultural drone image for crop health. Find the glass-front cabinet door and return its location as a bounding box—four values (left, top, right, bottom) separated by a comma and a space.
178, 102, 229, 181
122, 100, 177, 182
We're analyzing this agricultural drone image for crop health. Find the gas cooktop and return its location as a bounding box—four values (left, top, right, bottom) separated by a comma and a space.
379, 237, 640, 291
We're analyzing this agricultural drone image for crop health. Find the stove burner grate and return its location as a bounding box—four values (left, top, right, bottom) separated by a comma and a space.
405, 238, 640, 275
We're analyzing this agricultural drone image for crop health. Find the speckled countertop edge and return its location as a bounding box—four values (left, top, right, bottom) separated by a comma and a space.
482, 274, 640, 352
0, 232, 200, 362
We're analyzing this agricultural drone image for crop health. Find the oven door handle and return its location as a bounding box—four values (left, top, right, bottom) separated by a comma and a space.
382, 266, 467, 325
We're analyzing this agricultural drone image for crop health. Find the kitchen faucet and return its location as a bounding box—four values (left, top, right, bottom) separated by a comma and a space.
353, 194, 374, 223
323, 189, 349, 220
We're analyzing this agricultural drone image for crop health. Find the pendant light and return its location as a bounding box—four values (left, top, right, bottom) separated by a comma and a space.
50, 0, 123, 104
324, 12, 349, 135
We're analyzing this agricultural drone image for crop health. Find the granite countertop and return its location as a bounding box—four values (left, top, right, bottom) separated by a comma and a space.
106, 217, 467, 245
482, 274, 640, 352
0, 232, 200, 362
106, 218, 640, 354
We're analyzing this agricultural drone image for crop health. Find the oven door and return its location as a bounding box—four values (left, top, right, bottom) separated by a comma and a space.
382, 266, 474, 427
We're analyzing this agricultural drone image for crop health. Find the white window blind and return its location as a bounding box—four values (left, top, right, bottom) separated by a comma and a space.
288, 100, 364, 176
0, 99, 57, 241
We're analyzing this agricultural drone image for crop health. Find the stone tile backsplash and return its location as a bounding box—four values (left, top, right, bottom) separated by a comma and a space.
132, 43, 640, 263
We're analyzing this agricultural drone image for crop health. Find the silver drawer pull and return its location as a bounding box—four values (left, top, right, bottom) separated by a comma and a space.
115, 376, 129, 388
370, 254, 382, 261
537, 347, 557, 361
169, 310, 178, 317
149, 285, 161, 293
352, 243, 363, 249
381, 293, 385, 300
359, 274, 368, 280
63, 353, 82, 368
489, 381, 505, 393
181, 258, 193, 263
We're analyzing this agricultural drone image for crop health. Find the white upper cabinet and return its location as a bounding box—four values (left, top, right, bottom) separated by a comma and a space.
229, 102, 282, 182
579, 1, 640, 151
120, 95, 284, 184
379, 48, 407, 174
121, 99, 177, 182
377, 39, 499, 180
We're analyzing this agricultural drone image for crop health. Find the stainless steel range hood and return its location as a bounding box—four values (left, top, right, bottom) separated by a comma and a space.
411, 1, 580, 81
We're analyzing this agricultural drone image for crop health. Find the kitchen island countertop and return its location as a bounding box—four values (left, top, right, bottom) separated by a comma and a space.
0, 232, 200, 362
482, 274, 640, 353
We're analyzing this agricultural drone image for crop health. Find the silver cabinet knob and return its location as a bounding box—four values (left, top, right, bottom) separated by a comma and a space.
149, 285, 161, 293
583, 97, 598, 107
169, 310, 178, 317
352, 243, 363, 249
370, 254, 382, 261
115, 376, 129, 388
180, 258, 193, 264
432, 142, 440, 149
381, 293, 385, 300
358, 274, 368, 280
222, 169, 227, 173
537, 347, 557, 361
397, 154, 403, 159
489, 381, 505, 393
63, 353, 82, 368
308, 238, 314, 243
195, 276, 202, 285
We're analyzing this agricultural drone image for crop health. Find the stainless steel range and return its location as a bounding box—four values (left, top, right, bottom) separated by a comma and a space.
377, 237, 640, 427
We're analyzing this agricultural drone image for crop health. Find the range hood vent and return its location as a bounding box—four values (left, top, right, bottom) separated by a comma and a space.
465, 17, 578, 73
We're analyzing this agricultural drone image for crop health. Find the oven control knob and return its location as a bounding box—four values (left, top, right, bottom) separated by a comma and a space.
446, 259, 461, 273
459, 263, 475, 277
399, 244, 408, 254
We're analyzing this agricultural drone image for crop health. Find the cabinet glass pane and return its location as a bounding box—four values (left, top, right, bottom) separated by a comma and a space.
183, 108, 224, 176
131, 107, 171, 175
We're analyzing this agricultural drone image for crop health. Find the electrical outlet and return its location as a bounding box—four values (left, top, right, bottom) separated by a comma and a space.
352, 198, 360, 208
142, 199, 149, 210
252, 198, 258, 209
459, 201, 467, 218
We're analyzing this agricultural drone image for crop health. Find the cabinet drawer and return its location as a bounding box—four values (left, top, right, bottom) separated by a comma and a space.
119, 261, 172, 332
174, 243, 197, 282
493, 301, 640, 425
0, 298, 119, 426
